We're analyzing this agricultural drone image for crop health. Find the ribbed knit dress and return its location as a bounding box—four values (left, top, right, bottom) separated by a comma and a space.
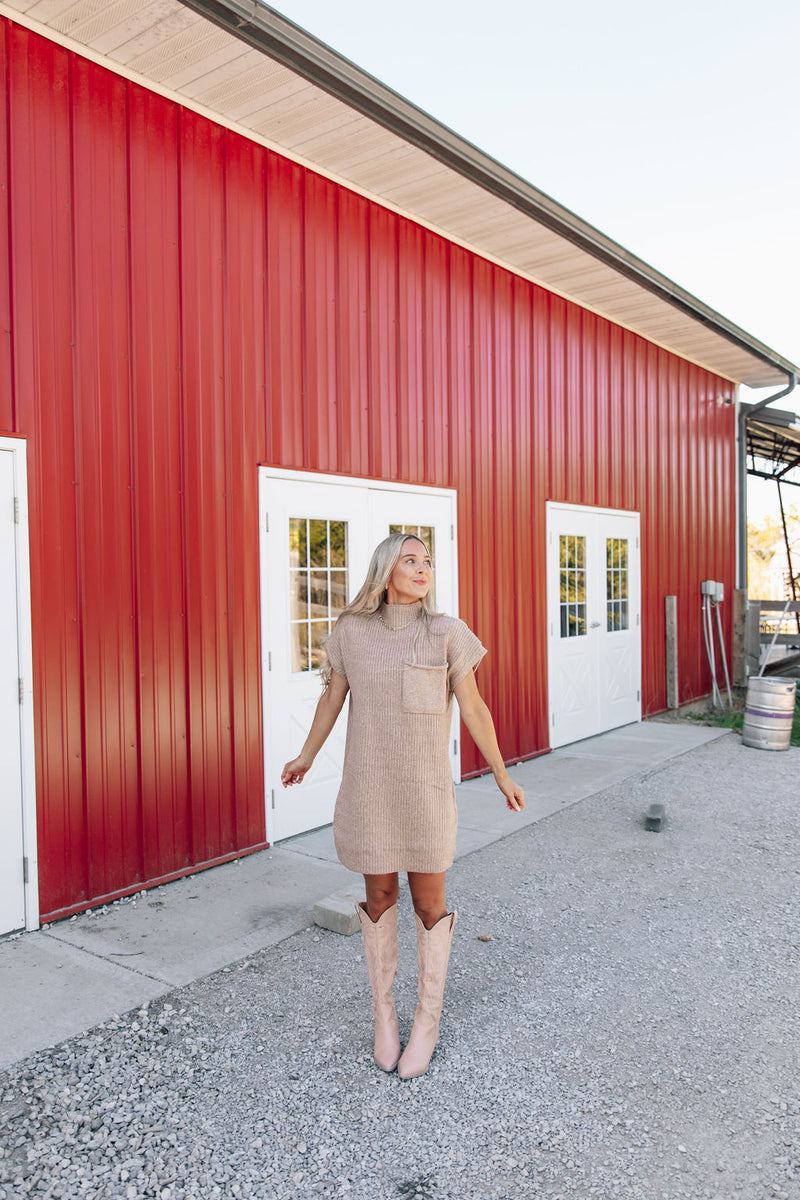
323, 602, 486, 874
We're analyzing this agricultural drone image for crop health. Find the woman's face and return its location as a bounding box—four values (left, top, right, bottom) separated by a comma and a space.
386, 538, 433, 605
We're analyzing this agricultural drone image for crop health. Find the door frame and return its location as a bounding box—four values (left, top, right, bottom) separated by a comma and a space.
0, 436, 38, 932
258, 467, 460, 845
546, 500, 642, 747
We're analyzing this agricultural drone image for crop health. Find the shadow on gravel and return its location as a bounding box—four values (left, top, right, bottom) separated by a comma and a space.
396, 1174, 438, 1198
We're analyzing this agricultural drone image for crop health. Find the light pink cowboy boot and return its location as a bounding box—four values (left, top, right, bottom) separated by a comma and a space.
397, 910, 458, 1080
356, 902, 402, 1072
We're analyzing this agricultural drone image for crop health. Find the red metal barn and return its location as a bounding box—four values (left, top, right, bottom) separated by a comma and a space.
0, 0, 796, 932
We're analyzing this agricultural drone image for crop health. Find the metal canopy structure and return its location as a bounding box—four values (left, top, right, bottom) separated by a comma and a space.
744, 405, 800, 487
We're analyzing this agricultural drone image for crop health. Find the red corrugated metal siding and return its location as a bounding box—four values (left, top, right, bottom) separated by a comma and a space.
71, 58, 140, 901
2, 19, 737, 918
0, 29, 11, 430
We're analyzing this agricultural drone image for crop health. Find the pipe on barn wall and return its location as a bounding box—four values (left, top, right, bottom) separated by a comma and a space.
737, 371, 797, 589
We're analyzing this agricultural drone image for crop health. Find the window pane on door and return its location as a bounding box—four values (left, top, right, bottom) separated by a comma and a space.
389, 523, 435, 559
289, 518, 349, 671
606, 538, 629, 631
560, 535, 586, 637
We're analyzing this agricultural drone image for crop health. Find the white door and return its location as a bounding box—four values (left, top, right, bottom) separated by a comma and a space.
0, 450, 26, 934
260, 470, 458, 842
547, 503, 641, 747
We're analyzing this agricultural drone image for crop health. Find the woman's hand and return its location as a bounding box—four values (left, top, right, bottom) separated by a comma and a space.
281, 756, 313, 787
454, 671, 525, 813
494, 769, 525, 812
279, 670, 349, 789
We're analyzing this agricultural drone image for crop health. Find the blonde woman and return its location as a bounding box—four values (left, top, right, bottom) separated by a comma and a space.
281, 533, 524, 1078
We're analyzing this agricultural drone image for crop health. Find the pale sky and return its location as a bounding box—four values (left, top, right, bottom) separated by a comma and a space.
269, 0, 799, 520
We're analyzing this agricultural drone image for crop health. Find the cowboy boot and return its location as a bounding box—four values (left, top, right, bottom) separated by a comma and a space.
356, 902, 402, 1072
397, 910, 458, 1080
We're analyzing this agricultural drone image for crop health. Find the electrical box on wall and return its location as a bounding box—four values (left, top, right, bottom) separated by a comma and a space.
701, 580, 717, 595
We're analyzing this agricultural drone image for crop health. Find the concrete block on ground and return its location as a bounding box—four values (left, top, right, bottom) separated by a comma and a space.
645, 802, 666, 832
313, 890, 365, 935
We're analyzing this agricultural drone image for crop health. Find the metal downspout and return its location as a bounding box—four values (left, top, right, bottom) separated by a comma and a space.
737, 372, 797, 589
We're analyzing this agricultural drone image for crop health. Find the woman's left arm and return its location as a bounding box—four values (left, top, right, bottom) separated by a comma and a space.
453, 671, 525, 812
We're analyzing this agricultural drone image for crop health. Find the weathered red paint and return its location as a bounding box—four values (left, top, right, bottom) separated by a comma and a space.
1, 18, 737, 920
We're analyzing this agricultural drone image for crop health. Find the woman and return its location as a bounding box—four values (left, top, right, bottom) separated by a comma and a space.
281, 533, 524, 1078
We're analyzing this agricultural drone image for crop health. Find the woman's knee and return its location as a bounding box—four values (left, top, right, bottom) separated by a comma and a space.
411, 900, 448, 929
363, 873, 399, 920
407, 872, 447, 929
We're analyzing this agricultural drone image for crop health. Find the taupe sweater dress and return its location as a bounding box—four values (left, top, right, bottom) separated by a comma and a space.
323, 602, 486, 874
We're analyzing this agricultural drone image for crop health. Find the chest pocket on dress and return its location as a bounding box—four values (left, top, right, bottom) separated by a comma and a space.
402, 663, 448, 714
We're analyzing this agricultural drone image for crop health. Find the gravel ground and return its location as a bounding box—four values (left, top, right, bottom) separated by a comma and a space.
1, 732, 798, 1200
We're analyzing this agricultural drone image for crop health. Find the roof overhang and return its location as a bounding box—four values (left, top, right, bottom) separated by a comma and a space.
4, 0, 797, 389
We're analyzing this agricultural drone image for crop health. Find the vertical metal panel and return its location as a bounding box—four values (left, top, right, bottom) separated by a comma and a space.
303, 170, 339, 474
579, 310, 598, 507
447, 243, 476, 647
564, 303, 583, 502
511, 279, 539, 750
367, 205, 399, 480
470, 258, 496, 755
180, 108, 231, 865
0, 23, 12, 431
548, 294, 567, 502
607, 324, 624, 511
336, 189, 370, 476
491, 268, 516, 757
71, 57, 140, 901
2, 16, 739, 916
422, 232, 449, 487
8, 26, 87, 911
397, 221, 424, 483
265, 151, 304, 469
593, 317, 611, 506
127, 84, 189, 886
222, 132, 269, 852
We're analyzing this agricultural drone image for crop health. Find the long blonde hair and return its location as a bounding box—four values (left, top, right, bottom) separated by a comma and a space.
321, 532, 437, 686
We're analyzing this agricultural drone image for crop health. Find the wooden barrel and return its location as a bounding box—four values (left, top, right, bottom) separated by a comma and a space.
742, 677, 797, 751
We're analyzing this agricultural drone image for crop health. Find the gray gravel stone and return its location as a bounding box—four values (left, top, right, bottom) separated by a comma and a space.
1, 733, 798, 1199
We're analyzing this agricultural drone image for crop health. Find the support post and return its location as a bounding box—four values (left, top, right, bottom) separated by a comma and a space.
665, 596, 678, 709
744, 602, 761, 679
732, 589, 747, 686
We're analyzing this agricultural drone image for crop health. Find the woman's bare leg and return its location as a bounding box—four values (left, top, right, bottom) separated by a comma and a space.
407, 871, 447, 929
363, 872, 399, 922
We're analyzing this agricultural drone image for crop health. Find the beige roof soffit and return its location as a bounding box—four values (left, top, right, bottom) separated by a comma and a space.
175, 0, 797, 388
4, 0, 795, 387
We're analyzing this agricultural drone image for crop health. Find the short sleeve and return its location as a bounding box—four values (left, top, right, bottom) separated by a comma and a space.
323, 621, 347, 682
446, 619, 487, 690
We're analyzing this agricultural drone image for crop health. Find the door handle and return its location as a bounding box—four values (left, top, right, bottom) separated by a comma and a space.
589, 621, 602, 628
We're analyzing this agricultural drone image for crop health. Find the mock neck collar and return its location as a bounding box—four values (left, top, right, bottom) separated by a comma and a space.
378, 600, 423, 630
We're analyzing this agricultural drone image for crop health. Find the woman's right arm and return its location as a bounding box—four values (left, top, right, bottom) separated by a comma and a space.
280, 670, 349, 786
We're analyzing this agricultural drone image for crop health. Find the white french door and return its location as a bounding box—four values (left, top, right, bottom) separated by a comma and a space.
0, 440, 37, 934
259, 470, 458, 842
547, 503, 641, 748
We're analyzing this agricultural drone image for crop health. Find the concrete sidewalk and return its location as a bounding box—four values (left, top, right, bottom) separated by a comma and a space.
0, 720, 726, 1069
